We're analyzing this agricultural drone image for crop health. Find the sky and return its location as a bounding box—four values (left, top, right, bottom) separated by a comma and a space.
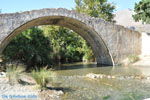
0, 0, 141, 13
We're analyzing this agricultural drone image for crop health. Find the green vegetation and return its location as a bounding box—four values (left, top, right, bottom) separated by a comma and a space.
41, 26, 95, 64
3, 27, 52, 70
6, 65, 25, 85
75, 0, 115, 22
31, 68, 53, 90
2, 26, 95, 70
103, 95, 111, 100
128, 55, 139, 63
133, 0, 150, 24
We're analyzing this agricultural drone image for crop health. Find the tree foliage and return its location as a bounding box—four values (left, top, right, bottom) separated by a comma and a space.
75, 0, 115, 22
133, 0, 150, 24
3, 27, 52, 70
41, 26, 94, 64
2, 26, 95, 69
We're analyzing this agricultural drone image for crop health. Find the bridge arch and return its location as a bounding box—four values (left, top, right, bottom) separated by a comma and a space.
0, 8, 141, 65
0, 15, 114, 65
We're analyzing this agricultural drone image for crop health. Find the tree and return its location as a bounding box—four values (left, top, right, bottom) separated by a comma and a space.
75, 0, 112, 61
75, 0, 115, 22
133, 0, 150, 24
2, 27, 52, 70
3, 25, 95, 69
41, 26, 85, 64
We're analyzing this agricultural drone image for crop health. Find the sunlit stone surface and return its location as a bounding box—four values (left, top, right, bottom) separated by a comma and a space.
0, 8, 141, 65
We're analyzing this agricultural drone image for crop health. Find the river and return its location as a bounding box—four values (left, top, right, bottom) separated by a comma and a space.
51, 63, 150, 100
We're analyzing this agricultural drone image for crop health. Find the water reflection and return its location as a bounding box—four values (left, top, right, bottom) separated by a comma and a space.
53, 62, 97, 70
52, 63, 150, 100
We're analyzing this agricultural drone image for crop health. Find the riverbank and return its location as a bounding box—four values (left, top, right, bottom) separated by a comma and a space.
1, 63, 150, 100
0, 76, 63, 100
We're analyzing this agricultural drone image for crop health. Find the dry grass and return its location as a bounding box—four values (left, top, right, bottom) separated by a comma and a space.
31, 68, 55, 90
6, 65, 25, 85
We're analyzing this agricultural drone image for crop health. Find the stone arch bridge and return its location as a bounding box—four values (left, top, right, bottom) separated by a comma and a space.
0, 8, 141, 66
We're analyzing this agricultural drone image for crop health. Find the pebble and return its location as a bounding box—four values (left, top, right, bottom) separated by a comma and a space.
86, 73, 150, 81
107, 75, 111, 79
57, 91, 64, 95
98, 75, 103, 79
130, 76, 134, 79
117, 76, 125, 80
86, 73, 97, 79
111, 76, 116, 79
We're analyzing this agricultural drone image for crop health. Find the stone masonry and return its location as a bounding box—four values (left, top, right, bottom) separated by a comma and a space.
0, 8, 141, 66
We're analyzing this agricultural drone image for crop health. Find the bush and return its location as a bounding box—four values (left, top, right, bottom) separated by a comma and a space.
31, 68, 54, 90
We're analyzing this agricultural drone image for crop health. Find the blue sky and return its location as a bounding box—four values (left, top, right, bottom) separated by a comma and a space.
0, 0, 141, 13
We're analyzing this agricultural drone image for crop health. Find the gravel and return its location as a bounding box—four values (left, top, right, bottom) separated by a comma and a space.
0, 76, 63, 100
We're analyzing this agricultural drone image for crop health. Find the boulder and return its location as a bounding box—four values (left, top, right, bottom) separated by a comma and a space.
86, 73, 105, 79
0, 72, 6, 77
18, 75, 36, 85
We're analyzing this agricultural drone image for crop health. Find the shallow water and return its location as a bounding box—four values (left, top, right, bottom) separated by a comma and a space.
52, 63, 150, 100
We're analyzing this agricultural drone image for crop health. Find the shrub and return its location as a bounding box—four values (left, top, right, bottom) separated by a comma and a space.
6, 65, 25, 85
31, 68, 54, 90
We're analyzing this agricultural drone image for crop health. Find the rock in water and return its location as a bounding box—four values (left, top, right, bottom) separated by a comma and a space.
86, 73, 97, 79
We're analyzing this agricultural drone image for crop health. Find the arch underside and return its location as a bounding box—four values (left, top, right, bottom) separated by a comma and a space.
0, 16, 113, 66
